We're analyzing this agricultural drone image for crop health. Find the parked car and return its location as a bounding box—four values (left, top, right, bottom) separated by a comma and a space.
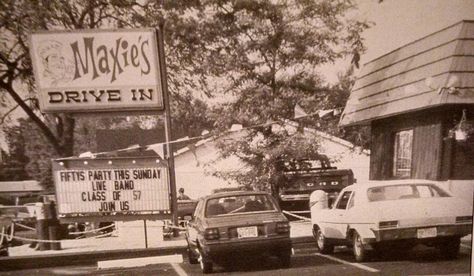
185, 191, 292, 273
310, 180, 473, 262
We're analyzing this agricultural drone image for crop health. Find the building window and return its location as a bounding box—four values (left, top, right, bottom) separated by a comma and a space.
393, 129, 413, 178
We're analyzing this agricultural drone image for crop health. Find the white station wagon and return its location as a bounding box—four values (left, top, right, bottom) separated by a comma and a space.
310, 180, 473, 262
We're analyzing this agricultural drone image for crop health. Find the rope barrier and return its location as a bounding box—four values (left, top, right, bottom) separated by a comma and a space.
6, 223, 14, 241
0, 229, 117, 244
68, 223, 115, 235
0, 227, 4, 245
282, 210, 311, 222
162, 220, 187, 231
287, 210, 311, 214
0, 232, 61, 243
14, 222, 36, 231
73, 230, 118, 240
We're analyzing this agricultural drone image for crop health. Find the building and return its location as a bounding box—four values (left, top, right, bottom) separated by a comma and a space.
171, 124, 370, 199
0, 180, 43, 205
340, 20, 474, 205
93, 123, 370, 199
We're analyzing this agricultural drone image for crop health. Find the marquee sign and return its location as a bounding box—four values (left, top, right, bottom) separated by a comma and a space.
52, 157, 171, 221
29, 29, 163, 113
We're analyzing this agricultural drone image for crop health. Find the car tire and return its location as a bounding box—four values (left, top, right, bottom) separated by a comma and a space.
353, 232, 368, 262
438, 237, 460, 260
278, 250, 292, 268
199, 249, 213, 274
314, 226, 334, 254
187, 246, 199, 264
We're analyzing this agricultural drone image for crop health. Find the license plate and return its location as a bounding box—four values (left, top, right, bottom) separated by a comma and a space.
237, 226, 258, 238
417, 227, 437, 239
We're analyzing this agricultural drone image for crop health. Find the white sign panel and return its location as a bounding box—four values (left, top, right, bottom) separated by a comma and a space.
29, 29, 163, 113
54, 166, 170, 215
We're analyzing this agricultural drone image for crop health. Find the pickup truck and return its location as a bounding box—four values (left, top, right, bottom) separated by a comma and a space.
278, 160, 355, 217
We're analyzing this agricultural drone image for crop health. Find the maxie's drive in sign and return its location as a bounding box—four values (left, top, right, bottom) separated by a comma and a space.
29, 29, 164, 113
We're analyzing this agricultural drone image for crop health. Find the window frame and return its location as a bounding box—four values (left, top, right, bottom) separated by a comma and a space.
392, 129, 414, 178
335, 191, 353, 210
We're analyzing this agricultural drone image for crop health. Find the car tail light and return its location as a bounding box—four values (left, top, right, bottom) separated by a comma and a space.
456, 216, 473, 223
276, 222, 290, 234
379, 220, 398, 229
204, 228, 220, 240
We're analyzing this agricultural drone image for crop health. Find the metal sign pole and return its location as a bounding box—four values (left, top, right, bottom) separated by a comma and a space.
156, 24, 179, 236
144, 220, 148, 248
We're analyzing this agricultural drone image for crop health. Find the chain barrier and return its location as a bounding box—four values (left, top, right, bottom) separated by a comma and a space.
282, 210, 311, 222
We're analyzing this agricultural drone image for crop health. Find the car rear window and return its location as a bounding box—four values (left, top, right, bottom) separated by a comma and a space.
367, 184, 450, 202
205, 194, 277, 217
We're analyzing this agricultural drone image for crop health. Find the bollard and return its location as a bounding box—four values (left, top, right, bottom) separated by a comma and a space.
47, 201, 61, 250
34, 202, 50, 251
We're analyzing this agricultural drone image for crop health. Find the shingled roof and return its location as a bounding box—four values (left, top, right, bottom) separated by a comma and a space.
340, 20, 474, 126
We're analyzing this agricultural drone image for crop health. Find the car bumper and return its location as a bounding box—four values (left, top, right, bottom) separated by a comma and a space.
372, 224, 472, 242
202, 236, 292, 258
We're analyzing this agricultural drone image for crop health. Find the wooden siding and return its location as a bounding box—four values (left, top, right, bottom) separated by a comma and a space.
452, 136, 474, 179
412, 123, 442, 180
369, 125, 393, 180
370, 111, 443, 180
341, 20, 474, 126
370, 106, 474, 181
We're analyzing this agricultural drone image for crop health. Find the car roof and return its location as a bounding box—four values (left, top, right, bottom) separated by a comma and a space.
345, 179, 443, 192
204, 190, 270, 200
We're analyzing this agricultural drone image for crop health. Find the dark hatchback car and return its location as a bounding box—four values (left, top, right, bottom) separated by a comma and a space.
185, 191, 292, 273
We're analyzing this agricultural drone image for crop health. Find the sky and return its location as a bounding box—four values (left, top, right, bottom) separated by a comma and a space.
1, 0, 474, 151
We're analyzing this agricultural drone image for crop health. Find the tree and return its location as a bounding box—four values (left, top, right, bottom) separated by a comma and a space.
0, 121, 29, 181
0, 1, 214, 187
202, 0, 370, 192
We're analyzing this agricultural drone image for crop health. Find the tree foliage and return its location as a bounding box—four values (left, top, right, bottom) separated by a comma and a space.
201, 0, 370, 192
0, 1, 214, 187
0, 0, 370, 193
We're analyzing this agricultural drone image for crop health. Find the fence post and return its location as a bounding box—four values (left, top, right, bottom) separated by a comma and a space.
34, 202, 49, 251
47, 201, 61, 250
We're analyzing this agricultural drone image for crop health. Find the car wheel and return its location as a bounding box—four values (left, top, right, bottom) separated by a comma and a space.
314, 226, 334, 254
187, 246, 199, 264
353, 232, 368, 262
438, 237, 460, 260
277, 250, 291, 268
199, 249, 213, 274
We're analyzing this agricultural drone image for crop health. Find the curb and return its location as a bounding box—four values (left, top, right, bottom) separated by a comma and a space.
0, 245, 187, 271
0, 235, 315, 271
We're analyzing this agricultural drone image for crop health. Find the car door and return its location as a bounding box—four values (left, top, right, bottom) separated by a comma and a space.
324, 190, 353, 239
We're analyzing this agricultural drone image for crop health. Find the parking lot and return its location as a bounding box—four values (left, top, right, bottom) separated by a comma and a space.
0, 240, 471, 276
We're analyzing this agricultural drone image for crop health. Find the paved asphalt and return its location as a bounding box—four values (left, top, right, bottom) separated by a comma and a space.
0, 240, 471, 275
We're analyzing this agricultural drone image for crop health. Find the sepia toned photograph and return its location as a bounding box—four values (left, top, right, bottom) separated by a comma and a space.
0, 0, 472, 275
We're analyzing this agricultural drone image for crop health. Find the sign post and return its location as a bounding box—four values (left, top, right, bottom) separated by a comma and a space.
157, 25, 179, 236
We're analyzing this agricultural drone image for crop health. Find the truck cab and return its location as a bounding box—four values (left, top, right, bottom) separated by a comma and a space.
277, 158, 355, 216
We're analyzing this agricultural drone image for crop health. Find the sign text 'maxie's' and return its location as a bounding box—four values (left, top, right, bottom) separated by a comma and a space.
71, 36, 151, 83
